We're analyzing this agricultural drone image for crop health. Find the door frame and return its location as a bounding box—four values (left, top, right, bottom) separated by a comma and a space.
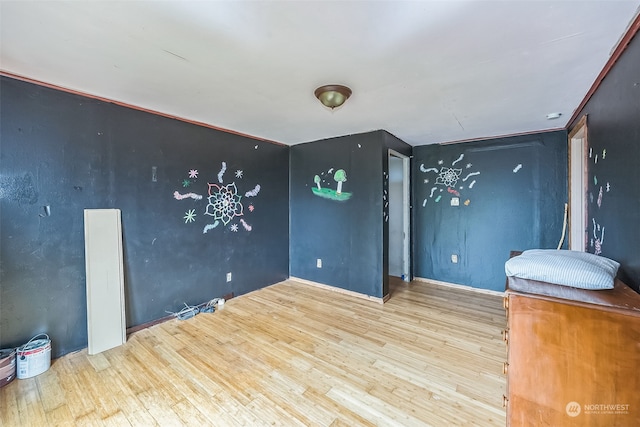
388, 149, 411, 281
568, 115, 588, 251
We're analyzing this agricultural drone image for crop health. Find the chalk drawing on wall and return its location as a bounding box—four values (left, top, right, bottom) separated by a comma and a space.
464, 199, 470, 206
230, 224, 239, 232
513, 164, 523, 173
420, 153, 481, 207
597, 186, 603, 208
602, 149, 607, 159
240, 219, 252, 231
203, 221, 219, 233
205, 182, 244, 225
606, 182, 610, 192
311, 168, 352, 201
184, 209, 197, 223
172, 160, 259, 233
248, 204, 255, 212
218, 162, 227, 183
174, 191, 203, 201
592, 218, 605, 255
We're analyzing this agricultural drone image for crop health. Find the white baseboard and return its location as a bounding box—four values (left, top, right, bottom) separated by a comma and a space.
413, 277, 505, 297
289, 276, 387, 304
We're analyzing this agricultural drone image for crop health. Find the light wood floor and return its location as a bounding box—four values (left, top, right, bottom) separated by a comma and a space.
1, 278, 507, 426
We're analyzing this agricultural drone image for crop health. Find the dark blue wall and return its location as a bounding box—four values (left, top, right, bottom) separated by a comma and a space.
570, 32, 640, 291
412, 131, 568, 291
290, 131, 394, 298
0, 76, 289, 357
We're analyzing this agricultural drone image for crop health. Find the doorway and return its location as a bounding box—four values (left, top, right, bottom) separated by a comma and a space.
388, 150, 410, 282
568, 116, 588, 251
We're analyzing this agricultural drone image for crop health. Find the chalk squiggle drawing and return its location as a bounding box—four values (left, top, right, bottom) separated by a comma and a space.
597, 186, 603, 208
451, 154, 464, 166
469, 180, 477, 189
240, 219, 252, 231
420, 164, 439, 173
429, 187, 437, 198
218, 162, 227, 183
174, 191, 203, 201
592, 218, 605, 255
245, 184, 261, 197
513, 164, 522, 173
462, 171, 480, 182
203, 221, 219, 234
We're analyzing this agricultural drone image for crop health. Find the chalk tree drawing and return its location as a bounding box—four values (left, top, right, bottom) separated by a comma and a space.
311, 167, 352, 201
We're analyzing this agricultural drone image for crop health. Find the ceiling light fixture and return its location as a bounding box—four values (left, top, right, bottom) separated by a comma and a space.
314, 85, 352, 109
546, 112, 562, 120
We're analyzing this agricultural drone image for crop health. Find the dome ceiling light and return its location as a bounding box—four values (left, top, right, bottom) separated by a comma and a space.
314, 85, 352, 109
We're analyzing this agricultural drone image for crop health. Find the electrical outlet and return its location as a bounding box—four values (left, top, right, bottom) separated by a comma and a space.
316, 258, 322, 268
226, 272, 232, 282
451, 254, 458, 264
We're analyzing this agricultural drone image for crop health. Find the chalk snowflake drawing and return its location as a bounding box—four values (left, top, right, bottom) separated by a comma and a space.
189, 169, 199, 179
182, 179, 191, 187
230, 223, 239, 232
436, 167, 463, 187
184, 209, 197, 223
248, 204, 255, 212
235, 170, 243, 179
205, 182, 244, 225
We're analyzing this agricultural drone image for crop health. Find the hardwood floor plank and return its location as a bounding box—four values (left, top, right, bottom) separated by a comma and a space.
0, 278, 506, 426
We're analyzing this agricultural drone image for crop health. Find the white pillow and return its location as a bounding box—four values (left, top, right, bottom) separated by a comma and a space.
505, 249, 619, 290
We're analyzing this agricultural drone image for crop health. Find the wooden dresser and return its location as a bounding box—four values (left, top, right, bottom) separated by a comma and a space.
504, 276, 640, 426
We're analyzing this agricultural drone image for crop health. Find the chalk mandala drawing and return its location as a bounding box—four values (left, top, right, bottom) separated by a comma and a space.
436, 168, 463, 187
230, 224, 239, 232
172, 160, 259, 233
420, 153, 481, 207
184, 209, 197, 223
311, 168, 352, 201
205, 182, 244, 225
174, 191, 203, 201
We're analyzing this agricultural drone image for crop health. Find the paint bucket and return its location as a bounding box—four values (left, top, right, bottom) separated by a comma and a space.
16, 334, 51, 379
0, 348, 16, 387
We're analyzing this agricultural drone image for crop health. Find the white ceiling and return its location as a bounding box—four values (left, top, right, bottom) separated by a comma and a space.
1, 1, 638, 146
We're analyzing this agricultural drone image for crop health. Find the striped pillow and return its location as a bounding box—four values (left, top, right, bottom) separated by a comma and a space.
505, 249, 619, 290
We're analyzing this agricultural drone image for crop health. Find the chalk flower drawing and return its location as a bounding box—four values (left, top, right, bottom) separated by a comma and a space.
184, 209, 197, 223
205, 182, 244, 225
435, 167, 463, 187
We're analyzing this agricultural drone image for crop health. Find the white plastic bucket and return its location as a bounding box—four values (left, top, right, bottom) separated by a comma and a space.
16, 334, 51, 379
0, 348, 16, 387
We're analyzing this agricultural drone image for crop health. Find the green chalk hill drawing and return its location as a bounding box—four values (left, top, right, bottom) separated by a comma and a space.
312, 169, 352, 201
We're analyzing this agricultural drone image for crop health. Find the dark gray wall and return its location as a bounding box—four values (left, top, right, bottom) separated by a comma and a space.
570, 32, 640, 291
0, 76, 289, 357
413, 131, 568, 291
